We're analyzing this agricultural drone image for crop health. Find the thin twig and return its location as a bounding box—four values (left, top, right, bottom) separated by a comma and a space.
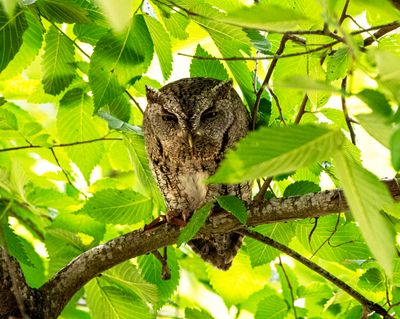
294, 94, 308, 124
151, 249, 171, 280
251, 34, 289, 130
278, 257, 298, 319
0, 137, 122, 153
267, 87, 286, 124
310, 213, 341, 258
363, 22, 400, 46
238, 228, 394, 319
255, 176, 273, 202
50, 148, 87, 198
341, 77, 356, 145
339, 0, 351, 25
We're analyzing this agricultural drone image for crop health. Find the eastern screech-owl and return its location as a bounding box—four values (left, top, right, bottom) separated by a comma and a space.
143, 78, 250, 270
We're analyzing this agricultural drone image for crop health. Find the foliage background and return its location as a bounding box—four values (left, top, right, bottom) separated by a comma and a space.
0, 0, 400, 318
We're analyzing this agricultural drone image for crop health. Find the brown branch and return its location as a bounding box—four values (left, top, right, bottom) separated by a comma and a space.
0, 137, 122, 153
32, 178, 400, 318
339, 0, 351, 25
294, 94, 309, 124
251, 34, 289, 130
255, 176, 273, 202
341, 77, 356, 145
238, 228, 394, 319
363, 22, 400, 46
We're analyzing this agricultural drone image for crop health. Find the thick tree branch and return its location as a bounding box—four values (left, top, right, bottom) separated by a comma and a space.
32, 178, 400, 318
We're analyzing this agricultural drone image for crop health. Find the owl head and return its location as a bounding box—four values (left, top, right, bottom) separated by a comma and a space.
143, 78, 249, 161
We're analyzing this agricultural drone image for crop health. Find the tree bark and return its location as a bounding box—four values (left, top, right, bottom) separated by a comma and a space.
1, 179, 399, 319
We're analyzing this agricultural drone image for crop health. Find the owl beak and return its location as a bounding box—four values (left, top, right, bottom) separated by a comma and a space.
188, 133, 194, 149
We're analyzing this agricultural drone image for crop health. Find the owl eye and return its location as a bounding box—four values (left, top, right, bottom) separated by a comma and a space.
161, 112, 178, 122
201, 110, 218, 122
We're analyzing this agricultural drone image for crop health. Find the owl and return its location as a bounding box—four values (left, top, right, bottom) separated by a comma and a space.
143, 77, 251, 270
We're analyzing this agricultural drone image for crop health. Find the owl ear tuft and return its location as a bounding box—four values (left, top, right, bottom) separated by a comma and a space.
145, 85, 162, 103
212, 79, 233, 97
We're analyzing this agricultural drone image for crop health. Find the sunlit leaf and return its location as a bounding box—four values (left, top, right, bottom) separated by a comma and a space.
190, 45, 229, 80
217, 195, 247, 224
209, 125, 344, 183
102, 262, 158, 305
255, 294, 288, 319
390, 127, 400, 170
42, 26, 76, 95
358, 268, 385, 292
85, 279, 152, 319
36, 0, 91, 23
357, 88, 393, 117
82, 189, 152, 225
0, 5, 27, 72
144, 14, 172, 80
137, 247, 179, 310
356, 112, 395, 148
57, 88, 108, 180
334, 149, 396, 276
221, 3, 310, 31
177, 202, 213, 246
94, 0, 136, 32
326, 47, 351, 82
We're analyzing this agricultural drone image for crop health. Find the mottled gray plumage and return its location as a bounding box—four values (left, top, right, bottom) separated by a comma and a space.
143, 77, 250, 270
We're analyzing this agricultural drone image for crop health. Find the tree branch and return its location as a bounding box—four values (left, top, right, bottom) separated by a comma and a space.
32, 178, 400, 318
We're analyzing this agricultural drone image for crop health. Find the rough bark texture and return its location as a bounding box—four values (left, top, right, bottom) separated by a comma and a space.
1, 179, 399, 319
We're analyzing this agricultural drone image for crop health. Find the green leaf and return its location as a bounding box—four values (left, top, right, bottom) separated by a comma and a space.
0, 5, 27, 72
190, 45, 229, 80
185, 308, 214, 319
255, 295, 288, 319
244, 28, 271, 54
42, 26, 76, 95
246, 223, 294, 267
221, 3, 310, 31
0, 108, 18, 130
85, 279, 152, 319
57, 88, 108, 181
177, 202, 213, 246
143, 14, 172, 80
104, 95, 131, 123
124, 133, 165, 212
160, 9, 189, 40
82, 189, 152, 225
0, 9, 43, 80
371, 49, 400, 103
356, 112, 394, 148
36, 0, 91, 23
73, 22, 108, 45
209, 125, 344, 184
358, 268, 385, 292
357, 89, 393, 117
1, 0, 18, 16
283, 181, 321, 197
296, 215, 371, 262
207, 250, 270, 305
26, 186, 79, 211
391, 128, 400, 170
217, 195, 247, 224
94, 0, 137, 32
0, 221, 33, 267
276, 75, 340, 93
102, 262, 158, 305
89, 14, 153, 109
326, 47, 351, 82
137, 247, 179, 310
334, 149, 396, 276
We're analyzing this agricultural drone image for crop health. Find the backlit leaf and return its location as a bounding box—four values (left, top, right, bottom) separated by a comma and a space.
209, 125, 344, 183
190, 45, 229, 80
0, 5, 27, 72
42, 26, 76, 95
